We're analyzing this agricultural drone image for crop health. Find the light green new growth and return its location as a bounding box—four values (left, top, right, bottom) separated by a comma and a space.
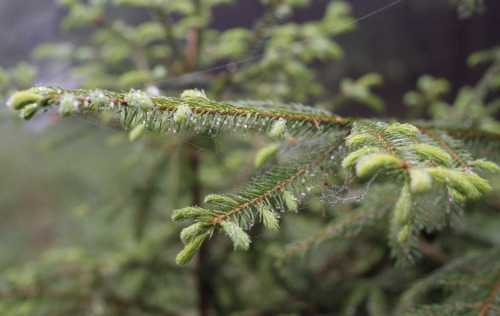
7, 90, 42, 110
283, 190, 297, 212
342, 147, 380, 169
412, 144, 451, 166
126, 89, 153, 110
5, 86, 500, 267
173, 103, 192, 124
463, 172, 492, 199
471, 159, 500, 173
180, 89, 209, 102
59, 93, 79, 117
259, 204, 279, 231
204, 194, 240, 207
172, 207, 218, 222
19, 103, 39, 120
424, 167, 480, 198
268, 118, 287, 138
129, 122, 146, 142
345, 134, 378, 148
175, 234, 208, 265
384, 123, 419, 137
394, 183, 412, 226
409, 168, 432, 194
89, 89, 108, 109
219, 221, 251, 250
397, 224, 410, 243
355, 153, 401, 178
255, 144, 279, 168
180, 223, 211, 245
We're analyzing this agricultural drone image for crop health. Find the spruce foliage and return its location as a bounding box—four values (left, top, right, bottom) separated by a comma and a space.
2, 0, 500, 314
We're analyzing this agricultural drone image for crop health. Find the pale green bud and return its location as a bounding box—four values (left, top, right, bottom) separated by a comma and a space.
397, 225, 410, 243
220, 221, 251, 250
412, 144, 450, 166
384, 123, 419, 136
7, 90, 41, 110
464, 172, 491, 199
180, 89, 209, 101
394, 183, 412, 226
59, 93, 79, 117
355, 153, 401, 178
448, 188, 466, 203
283, 190, 297, 212
173, 103, 192, 124
470, 159, 500, 173
172, 206, 214, 222
345, 134, 377, 148
180, 223, 210, 245
259, 204, 279, 231
425, 167, 475, 197
409, 168, 432, 194
342, 147, 379, 169
176, 234, 208, 265
89, 89, 108, 109
268, 118, 287, 138
126, 89, 153, 110
255, 144, 278, 168
129, 123, 146, 142
19, 103, 39, 120
204, 194, 239, 208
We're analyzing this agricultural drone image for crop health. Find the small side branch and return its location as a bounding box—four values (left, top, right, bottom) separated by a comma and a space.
281, 197, 395, 259
211, 131, 351, 224
479, 272, 500, 316
360, 122, 398, 156
425, 129, 468, 169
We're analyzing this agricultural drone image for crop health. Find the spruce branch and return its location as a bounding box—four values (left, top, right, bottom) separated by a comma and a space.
7, 87, 349, 137
424, 128, 468, 169
212, 134, 347, 225
280, 196, 396, 260
172, 132, 349, 264
6, 86, 500, 266
396, 249, 500, 315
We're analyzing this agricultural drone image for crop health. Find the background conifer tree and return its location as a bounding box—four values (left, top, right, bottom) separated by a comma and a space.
1, 0, 500, 315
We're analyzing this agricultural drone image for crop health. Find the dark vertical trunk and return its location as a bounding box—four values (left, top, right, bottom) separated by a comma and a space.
187, 148, 210, 316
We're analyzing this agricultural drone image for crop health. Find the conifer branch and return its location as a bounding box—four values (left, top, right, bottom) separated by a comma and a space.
437, 128, 500, 141
7, 86, 500, 266
479, 272, 500, 316
280, 196, 395, 260
358, 121, 398, 155
397, 249, 500, 315
212, 133, 349, 225
425, 129, 468, 169
10, 87, 349, 135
